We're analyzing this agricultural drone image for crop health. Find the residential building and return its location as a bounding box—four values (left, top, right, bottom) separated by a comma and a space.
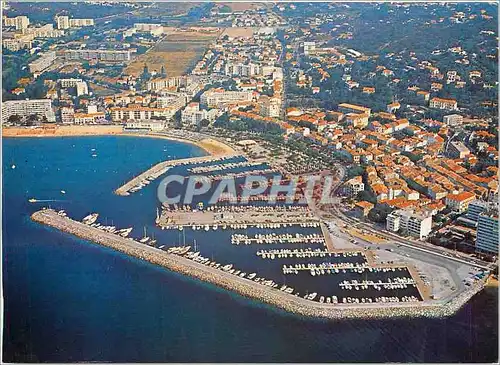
74, 112, 106, 124
26, 24, 65, 38
467, 200, 491, 222
60, 107, 75, 124
64, 49, 130, 62
4, 15, 29, 30
69, 18, 94, 27
55, 15, 70, 30
124, 120, 166, 131
76, 81, 89, 96
2, 99, 55, 123
110, 105, 180, 122
429, 97, 458, 111
448, 141, 470, 159
345, 113, 369, 128
303, 41, 316, 56
200, 88, 253, 108
386, 209, 432, 240
181, 103, 220, 125
445, 191, 476, 213
387, 102, 400, 113
353, 201, 374, 218
338, 103, 371, 117
28, 51, 56, 74
476, 207, 499, 255
343, 175, 364, 197
259, 95, 281, 118
59, 78, 83, 88
443, 114, 463, 126
181, 103, 204, 125
2, 36, 32, 51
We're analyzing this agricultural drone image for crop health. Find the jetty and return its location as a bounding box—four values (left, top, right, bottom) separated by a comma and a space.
31, 208, 486, 320
115, 154, 241, 196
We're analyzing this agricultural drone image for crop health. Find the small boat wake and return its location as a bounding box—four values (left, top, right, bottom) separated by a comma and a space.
28, 198, 68, 203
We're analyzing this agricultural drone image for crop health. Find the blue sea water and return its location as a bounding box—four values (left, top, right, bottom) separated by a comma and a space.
2, 136, 498, 363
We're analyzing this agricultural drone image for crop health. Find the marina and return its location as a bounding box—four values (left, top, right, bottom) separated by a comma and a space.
115, 154, 242, 196
30, 208, 486, 319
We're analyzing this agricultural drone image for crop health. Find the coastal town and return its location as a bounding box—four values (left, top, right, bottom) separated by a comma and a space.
3, 1, 498, 319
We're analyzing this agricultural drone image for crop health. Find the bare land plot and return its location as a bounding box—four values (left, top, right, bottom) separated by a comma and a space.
124, 28, 221, 77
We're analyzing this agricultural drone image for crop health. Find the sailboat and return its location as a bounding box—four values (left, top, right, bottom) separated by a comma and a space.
155, 207, 160, 224
139, 226, 150, 243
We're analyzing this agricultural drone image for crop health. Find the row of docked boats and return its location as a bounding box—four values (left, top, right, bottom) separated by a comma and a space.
180, 155, 241, 168
257, 248, 332, 259
128, 176, 154, 193
340, 295, 420, 304
82, 213, 134, 238
89, 222, 134, 237
189, 160, 264, 174
231, 233, 325, 245
282, 262, 369, 275
339, 277, 417, 291
164, 245, 298, 292
207, 168, 276, 181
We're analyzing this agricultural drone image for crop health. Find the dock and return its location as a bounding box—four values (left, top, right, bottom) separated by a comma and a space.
115, 154, 241, 196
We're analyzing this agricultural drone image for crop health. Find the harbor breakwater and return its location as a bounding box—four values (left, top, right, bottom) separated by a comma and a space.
31, 209, 485, 320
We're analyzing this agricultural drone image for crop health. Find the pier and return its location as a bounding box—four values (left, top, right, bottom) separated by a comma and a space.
115, 154, 241, 196
31, 208, 486, 320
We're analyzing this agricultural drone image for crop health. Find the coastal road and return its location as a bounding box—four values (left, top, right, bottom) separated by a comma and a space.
323, 164, 493, 271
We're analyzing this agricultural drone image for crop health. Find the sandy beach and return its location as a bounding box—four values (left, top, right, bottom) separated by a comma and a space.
2, 125, 236, 156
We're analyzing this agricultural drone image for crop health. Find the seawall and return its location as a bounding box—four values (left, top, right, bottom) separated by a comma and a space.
31, 209, 485, 320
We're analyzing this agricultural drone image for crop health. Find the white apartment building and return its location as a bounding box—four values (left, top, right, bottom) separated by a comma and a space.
303, 41, 316, 56
156, 94, 188, 110
110, 106, 178, 122
76, 81, 89, 96
134, 23, 163, 32
64, 49, 130, 62
259, 95, 281, 118
69, 18, 94, 27
2, 36, 32, 51
200, 89, 253, 108
386, 209, 432, 240
74, 112, 106, 124
124, 120, 166, 132
55, 15, 70, 30
343, 176, 365, 197
147, 76, 189, 91
181, 103, 220, 126
3, 15, 29, 30
26, 24, 65, 38
2, 99, 56, 123
59, 78, 83, 88
225, 62, 261, 77
443, 114, 463, 126
28, 51, 56, 74
60, 107, 75, 124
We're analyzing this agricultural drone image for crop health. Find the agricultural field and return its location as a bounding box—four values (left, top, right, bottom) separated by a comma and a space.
124, 28, 222, 77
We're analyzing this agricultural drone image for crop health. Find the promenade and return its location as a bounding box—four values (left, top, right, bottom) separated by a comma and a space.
31, 209, 485, 320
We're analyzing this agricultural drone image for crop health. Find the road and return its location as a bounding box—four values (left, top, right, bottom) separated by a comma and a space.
315, 164, 494, 271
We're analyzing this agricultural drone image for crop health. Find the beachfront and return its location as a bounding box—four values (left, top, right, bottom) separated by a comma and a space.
2, 126, 237, 157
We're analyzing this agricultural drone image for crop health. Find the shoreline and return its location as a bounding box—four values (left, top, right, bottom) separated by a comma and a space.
31, 209, 486, 320
1, 125, 236, 157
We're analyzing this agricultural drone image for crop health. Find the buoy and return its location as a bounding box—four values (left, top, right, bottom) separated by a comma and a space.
11, 165, 16, 169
